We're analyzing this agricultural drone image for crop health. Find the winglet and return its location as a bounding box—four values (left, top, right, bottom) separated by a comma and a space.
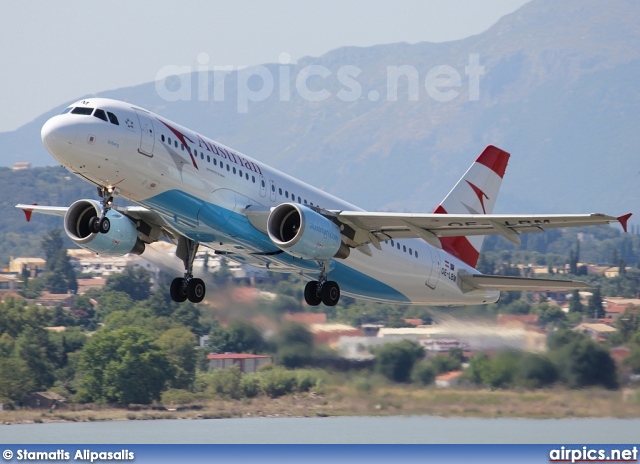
20, 203, 38, 222
618, 213, 632, 233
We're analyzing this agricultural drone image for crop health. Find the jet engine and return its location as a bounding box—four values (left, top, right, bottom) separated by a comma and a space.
64, 200, 145, 256
267, 203, 349, 260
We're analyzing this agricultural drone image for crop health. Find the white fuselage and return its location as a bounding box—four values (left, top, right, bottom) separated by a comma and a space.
41, 98, 499, 305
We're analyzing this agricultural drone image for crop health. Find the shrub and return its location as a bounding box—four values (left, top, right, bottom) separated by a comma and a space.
515, 353, 558, 389
161, 388, 198, 405
295, 369, 322, 392
259, 367, 296, 398
411, 363, 436, 386
240, 374, 260, 398
208, 366, 242, 399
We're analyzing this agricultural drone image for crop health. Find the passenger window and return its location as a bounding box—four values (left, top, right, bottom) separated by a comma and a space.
93, 109, 108, 121
174, 141, 178, 148
304, 199, 307, 204
415, 251, 419, 258
298, 196, 301, 203
409, 248, 412, 256
71, 107, 93, 115
397, 243, 400, 250
161, 135, 165, 142
252, 176, 255, 183
226, 164, 230, 171
168, 137, 172, 145
181, 144, 185, 151
279, 188, 282, 195
271, 184, 275, 192
245, 173, 249, 180
390, 240, 394, 247
233, 167, 236, 174
239, 170, 243, 177
403, 245, 406, 253
214, 159, 217, 166
107, 112, 119, 125
285, 191, 289, 198
207, 155, 210, 162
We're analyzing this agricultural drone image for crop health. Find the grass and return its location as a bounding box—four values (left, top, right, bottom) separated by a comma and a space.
1, 386, 639, 425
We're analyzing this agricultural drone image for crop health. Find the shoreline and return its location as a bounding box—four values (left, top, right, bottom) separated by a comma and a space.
2, 387, 640, 426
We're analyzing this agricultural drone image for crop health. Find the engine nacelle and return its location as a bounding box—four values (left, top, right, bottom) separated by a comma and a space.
64, 199, 145, 256
267, 203, 349, 260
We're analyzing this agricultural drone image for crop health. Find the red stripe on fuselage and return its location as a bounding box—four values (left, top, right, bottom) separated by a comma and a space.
158, 120, 199, 170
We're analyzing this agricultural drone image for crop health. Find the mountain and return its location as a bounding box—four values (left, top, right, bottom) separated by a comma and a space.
2, 0, 639, 218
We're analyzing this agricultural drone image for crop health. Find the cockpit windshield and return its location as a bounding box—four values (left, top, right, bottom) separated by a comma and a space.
67, 107, 120, 125
70, 107, 94, 115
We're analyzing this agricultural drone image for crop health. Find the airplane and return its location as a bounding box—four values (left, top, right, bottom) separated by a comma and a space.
17, 98, 631, 306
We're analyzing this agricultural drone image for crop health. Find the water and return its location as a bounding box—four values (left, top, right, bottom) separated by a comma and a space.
1, 416, 638, 444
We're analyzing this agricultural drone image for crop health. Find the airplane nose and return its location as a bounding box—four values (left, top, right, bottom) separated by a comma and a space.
41, 116, 77, 156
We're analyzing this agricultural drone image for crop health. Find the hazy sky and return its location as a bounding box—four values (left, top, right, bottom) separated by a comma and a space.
0, 0, 529, 133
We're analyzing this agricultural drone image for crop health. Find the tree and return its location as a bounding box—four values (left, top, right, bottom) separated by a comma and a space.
40, 230, 77, 294
157, 328, 197, 390
411, 362, 436, 385
553, 337, 618, 389
105, 267, 151, 301
95, 291, 135, 320
569, 290, 584, 314
208, 321, 266, 354
0, 357, 35, 401
374, 340, 424, 383
465, 353, 491, 385
274, 322, 315, 368
515, 353, 558, 388
78, 327, 174, 404
536, 302, 568, 328
14, 326, 55, 390
587, 287, 605, 319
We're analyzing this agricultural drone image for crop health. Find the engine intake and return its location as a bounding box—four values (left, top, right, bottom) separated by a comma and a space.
267, 203, 349, 260
64, 199, 145, 255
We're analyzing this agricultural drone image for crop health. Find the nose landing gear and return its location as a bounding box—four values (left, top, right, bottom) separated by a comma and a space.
89, 186, 116, 234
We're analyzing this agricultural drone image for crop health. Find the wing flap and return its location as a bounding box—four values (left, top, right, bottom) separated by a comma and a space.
459, 274, 593, 292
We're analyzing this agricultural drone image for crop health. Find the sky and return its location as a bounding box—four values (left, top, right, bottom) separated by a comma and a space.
0, 0, 529, 133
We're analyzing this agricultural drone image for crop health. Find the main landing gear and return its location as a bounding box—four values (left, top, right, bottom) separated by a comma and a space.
304, 261, 340, 307
89, 186, 115, 234
170, 236, 206, 304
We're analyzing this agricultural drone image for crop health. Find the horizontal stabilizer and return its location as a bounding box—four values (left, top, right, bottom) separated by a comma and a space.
460, 274, 593, 292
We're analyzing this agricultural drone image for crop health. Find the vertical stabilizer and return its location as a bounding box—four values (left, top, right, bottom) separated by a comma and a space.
434, 145, 510, 267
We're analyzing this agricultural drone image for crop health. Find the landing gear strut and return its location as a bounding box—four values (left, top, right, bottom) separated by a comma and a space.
304, 261, 340, 307
89, 186, 115, 234
170, 236, 206, 303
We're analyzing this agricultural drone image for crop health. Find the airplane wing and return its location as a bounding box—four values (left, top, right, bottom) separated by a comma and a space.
459, 274, 592, 292
15, 204, 68, 221
332, 211, 631, 249
16, 203, 167, 226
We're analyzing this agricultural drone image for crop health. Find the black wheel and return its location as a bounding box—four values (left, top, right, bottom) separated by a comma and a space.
187, 278, 206, 303
98, 216, 110, 233
170, 277, 188, 303
321, 281, 340, 307
89, 216, 100, 233
304, 281, 322, 306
